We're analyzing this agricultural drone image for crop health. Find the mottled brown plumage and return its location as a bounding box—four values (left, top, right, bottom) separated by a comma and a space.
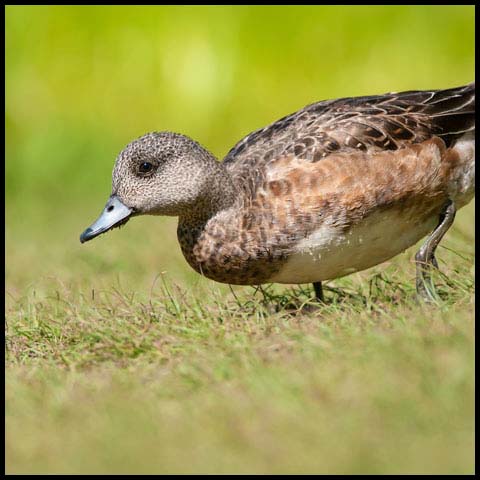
80, 83, 475, 301
224, 83, 474, 196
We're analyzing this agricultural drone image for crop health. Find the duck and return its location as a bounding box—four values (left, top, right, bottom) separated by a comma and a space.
80, 83, 475, 303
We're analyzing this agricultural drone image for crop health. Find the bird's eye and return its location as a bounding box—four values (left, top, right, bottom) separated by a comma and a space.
138, 162, 154, 174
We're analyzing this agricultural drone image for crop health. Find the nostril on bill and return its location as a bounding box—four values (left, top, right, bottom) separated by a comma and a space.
107, 205, 114, 212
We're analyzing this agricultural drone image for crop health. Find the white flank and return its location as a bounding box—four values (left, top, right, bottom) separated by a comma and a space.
450, 132, 475, 206
270, 208, 439, 284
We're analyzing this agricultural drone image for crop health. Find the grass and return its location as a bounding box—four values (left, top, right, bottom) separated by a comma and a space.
6, 5, 474, 475
6, 211, 475, 474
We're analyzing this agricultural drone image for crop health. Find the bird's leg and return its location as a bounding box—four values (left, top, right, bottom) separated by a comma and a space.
415, 200, 456, 303
313, 281, 324, 303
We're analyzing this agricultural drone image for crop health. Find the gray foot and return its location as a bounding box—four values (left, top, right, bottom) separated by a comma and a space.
415, 200, 456, 303
313, 281, 324, 303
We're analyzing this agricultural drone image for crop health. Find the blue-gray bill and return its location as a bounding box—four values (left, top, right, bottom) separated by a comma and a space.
80, 195, 132, 243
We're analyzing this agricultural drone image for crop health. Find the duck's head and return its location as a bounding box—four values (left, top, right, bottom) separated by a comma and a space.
80, 131, 221, 243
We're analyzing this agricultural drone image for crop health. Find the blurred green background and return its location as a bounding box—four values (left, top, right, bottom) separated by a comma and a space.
6, 4, 475, 293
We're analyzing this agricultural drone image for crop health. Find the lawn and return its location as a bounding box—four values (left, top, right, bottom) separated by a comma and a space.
5, 5, 475, 474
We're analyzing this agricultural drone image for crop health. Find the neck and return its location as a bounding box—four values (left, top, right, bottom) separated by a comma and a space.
179, 154, 238, 227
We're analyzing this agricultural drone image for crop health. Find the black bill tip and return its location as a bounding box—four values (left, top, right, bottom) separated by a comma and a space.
80, 227, 94, 244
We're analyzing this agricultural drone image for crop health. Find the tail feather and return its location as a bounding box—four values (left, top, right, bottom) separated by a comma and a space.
424, 83, 475, 144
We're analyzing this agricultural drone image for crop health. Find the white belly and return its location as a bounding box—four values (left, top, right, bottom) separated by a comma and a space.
269, 208, 438, 284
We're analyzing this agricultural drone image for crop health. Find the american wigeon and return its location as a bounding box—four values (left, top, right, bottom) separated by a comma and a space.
80, 83, 475, 303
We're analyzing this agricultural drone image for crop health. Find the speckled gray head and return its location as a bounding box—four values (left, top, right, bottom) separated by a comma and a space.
80, 131, 230, 243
